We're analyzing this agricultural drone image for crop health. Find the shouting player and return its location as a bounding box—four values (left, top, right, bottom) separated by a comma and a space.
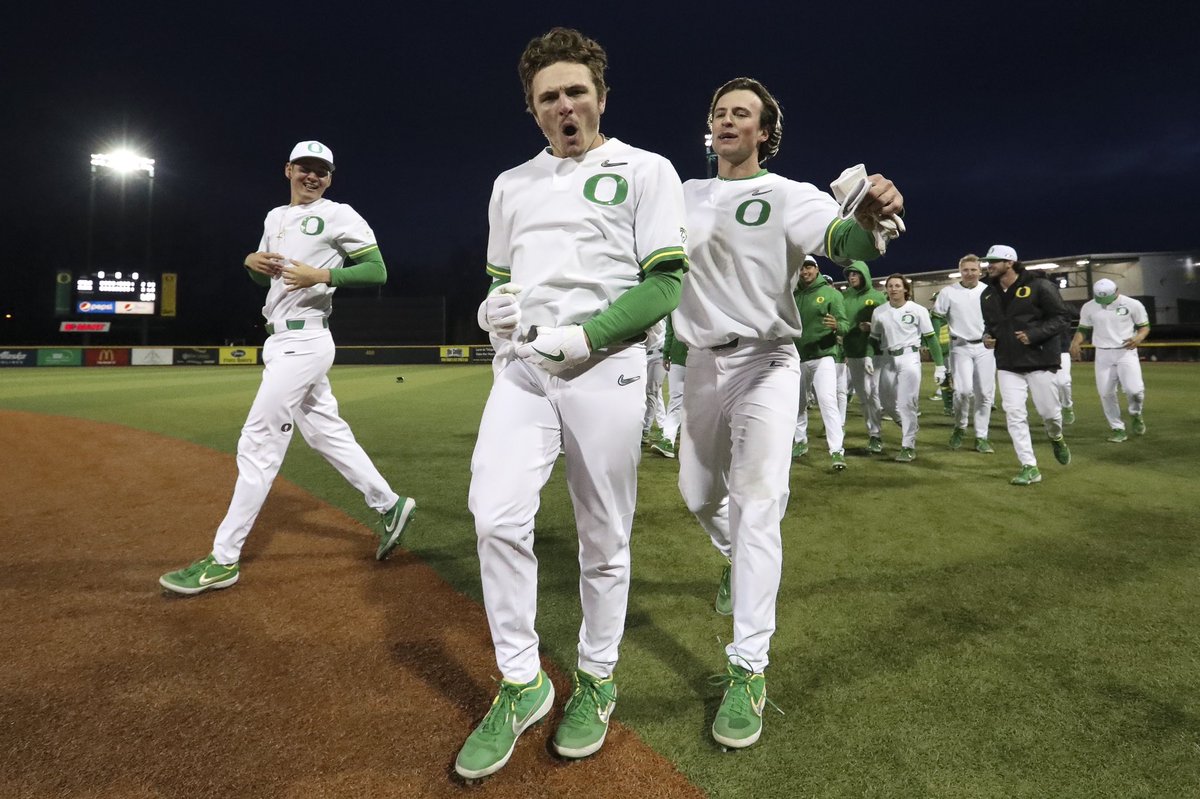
159, 141, 416, 596
673, 77, 903, 750
456, 28, 688, 780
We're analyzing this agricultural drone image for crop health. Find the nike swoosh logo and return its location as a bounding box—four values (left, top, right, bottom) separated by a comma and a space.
601, 160, 628, 167
198, 570, 233, 586
597, 699, 616, 724
533, 347, 566, 362
751, 692, 766, 717
751, 189, 772, 196
617, 374, 641, 386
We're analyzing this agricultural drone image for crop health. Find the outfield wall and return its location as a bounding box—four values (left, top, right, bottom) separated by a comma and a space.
2, 343, 1198, 369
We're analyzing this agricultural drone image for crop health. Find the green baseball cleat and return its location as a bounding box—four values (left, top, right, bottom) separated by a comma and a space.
377, 496, 417, 561
159, 554, 239, 596
712, 661, 769, 749
553, 669, 618, 759
1130, 414, 1146, 435
1010, 464, 1042, 486
1051, 436, 1071, 465
791, 440, 808, 459
867, 436, 883, 454
715, 558, 733, 616
651, 437, 676, 459
455, 670, 554, 780
1062, 406, 1076, 425
949, 427, 965, 450
1106, 428, 1128, 443
830, 450, 847, 471
974, 438, 995, 454
894, 446, 916, 462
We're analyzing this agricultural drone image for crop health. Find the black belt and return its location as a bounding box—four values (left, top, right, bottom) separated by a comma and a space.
712, 338, 740, 351
952, 337, 983, 344
887, 345, 919, 355
265, 318, 329, 335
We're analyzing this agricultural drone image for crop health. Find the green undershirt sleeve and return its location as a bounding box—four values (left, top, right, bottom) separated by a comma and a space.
246, 266, 271, 287
330, 247, 387, 288
825, 218, 882, 263
922, 332, 944, 366
582, 263, 684, 350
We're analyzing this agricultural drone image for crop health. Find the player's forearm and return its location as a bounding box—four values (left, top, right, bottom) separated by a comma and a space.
582, 266, 683, 350
1131, 325, 1150, 345
330, 247, 386, 288
825, 218, 883, 262
922, 332, 944, 366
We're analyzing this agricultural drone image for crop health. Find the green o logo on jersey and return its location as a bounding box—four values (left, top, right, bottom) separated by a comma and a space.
901, 313, 915, 325
735, 199, 771, 227
582, 174, 629, 206
300, 216, 325, 236
1116, 307, 1129, 316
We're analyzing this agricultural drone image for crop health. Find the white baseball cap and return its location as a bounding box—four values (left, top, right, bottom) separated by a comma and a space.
1094, 278, 1119, 305
981, 244, 1018, 262
289, 140, 334, 170
803, 255, 818, 266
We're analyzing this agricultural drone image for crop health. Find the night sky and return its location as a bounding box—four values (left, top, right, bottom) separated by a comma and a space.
4, 2, 1197, 344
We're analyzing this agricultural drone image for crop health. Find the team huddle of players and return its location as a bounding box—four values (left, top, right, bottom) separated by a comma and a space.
155, 26, 1153, 784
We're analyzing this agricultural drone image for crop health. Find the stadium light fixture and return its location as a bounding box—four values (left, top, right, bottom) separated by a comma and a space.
1075, 259, 1090, 266
1027, 262, 1059, 271
948, 272, 961, 279
91, 149, 156, 177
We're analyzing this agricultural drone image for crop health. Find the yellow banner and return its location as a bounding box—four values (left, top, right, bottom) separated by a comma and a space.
161, 272, 177, 317
218, 346, 258, 365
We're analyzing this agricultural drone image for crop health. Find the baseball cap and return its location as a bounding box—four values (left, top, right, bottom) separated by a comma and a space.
803, 255, 818, 266
289, 140, 334, 171
981, 244, 1018, 262
1094, 278, 1119, 305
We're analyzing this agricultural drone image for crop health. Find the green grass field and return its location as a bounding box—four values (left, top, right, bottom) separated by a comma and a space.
2, 362, 1197, 798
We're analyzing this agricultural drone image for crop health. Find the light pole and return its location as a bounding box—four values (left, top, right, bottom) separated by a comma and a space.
87, 149, 156, 344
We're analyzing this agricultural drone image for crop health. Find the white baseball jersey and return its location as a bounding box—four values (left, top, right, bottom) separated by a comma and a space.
257, 198, 378, 326
1078, 295, 1149, 348
674, 173, 842, 349
485, 138, 687, 332
932, 282, 987, 340
871, 301, 934, 350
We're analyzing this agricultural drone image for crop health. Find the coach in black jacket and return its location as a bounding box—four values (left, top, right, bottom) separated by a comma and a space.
980, 244, 1072, 486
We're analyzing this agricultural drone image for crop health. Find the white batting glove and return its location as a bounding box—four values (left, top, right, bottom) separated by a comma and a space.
476, 283, 524, 335
933, 365, 947, 385
516, 325, 591, 375
864, 357, 875, 376
831, 164, 870, 219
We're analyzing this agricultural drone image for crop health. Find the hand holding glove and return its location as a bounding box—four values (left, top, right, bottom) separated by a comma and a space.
831, 164, 906, 254
933, 365, 947, 385
476, 283, 524, 335
864, 357, 876, 376
516, 324, 591, 375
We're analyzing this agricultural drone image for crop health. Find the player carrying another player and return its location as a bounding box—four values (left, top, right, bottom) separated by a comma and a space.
1069, 278, 1151, 441
932, 253, 996, 453
870, 274, 944, 462
673, 76, 903, 750
792, 255, 850, 470
457, 28, 688, 781
159, 141, 416, 596
980, 244, 1072, 485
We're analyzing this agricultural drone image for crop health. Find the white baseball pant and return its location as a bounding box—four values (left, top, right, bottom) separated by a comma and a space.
679, 339, 799, 673
877, 350, 921, 448
643, 348, 667, 435
997, 369, 1064, 467
844, 357, 882, 437
950, 341, 996, 439
662, 364, 686, 444
794, 356, 844, 454
1056, 352, 1074, 410
469, 345, 647, 683
1094, 348, 1144, 430
212, 329, 399, 565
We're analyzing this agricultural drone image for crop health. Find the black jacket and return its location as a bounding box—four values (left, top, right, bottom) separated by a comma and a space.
981, 271, 1070, 372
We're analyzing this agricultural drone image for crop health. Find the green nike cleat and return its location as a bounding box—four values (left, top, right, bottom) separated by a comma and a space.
553, 669, 618, 759
1051, 436, 1071, 465
830, 450, 847, 471
1106, 428, 1128, 443
867, 436, 883, 454
1062, 406, 1076, 425
378, 496, 417, 561
715, 558, 733, 616
894, 446, 916, 462
791, 440, 808, 459
160, 554, 239, 596
1010, 464, 1042, 486
711, 661, 769, 750
1130, 414, 1146, 435
455, 670, 554, 780
949, 427, 965, 450
974, 438, 995, 454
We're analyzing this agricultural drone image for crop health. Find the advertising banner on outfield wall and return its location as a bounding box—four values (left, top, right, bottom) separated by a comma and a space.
84, 348, 130, 366
0, 349, 36, 367
439, 346, 469, 363
173, 348, 219, 366
469, 346, 495, 364
219, 347, 259, 365
132, 348, 174, 366
36, 349, 82, 366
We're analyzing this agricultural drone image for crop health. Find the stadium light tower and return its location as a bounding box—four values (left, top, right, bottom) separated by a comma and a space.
86, 148, 156, 273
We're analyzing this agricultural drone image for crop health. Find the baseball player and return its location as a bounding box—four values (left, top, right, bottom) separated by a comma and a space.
841, 261, 886, 453
456, 28, 688, 780
643, 319, 669, 450
980, 244, 1072, 485
1055, 327, 1076, 424
159, 141, 416, 596
869, 274, 943, 462
792, 256, 850, 470
931, 253, 996, 453
674, 76, 903, 750
1069, 278, 1150, 441
656, 313, 689, 458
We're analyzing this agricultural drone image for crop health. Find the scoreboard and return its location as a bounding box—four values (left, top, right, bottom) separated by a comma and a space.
73, 271, 158, 315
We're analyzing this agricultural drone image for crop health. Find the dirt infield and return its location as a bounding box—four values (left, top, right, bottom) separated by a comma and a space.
0, 411, 705, 799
